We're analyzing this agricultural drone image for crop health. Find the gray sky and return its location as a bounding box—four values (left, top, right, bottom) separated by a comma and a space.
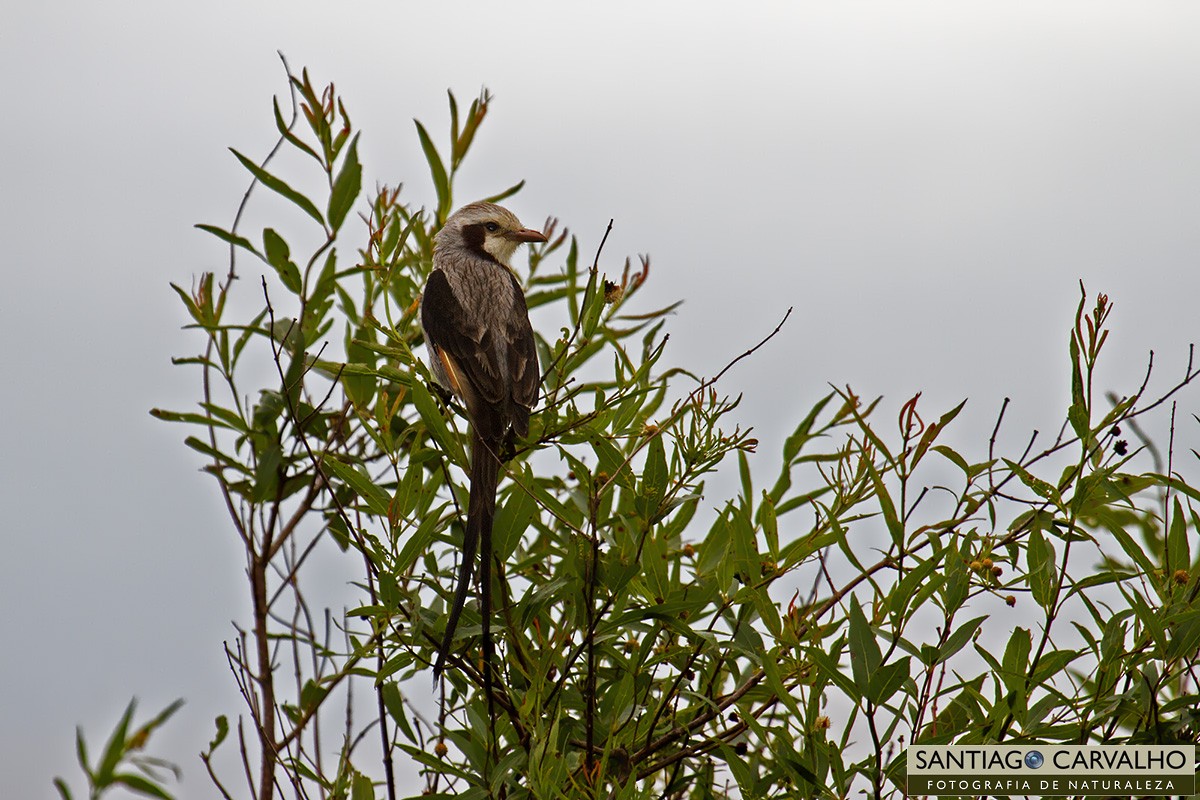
4, 2, 1200, 797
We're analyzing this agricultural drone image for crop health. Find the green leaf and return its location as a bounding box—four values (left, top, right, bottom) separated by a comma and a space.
641, 527, 669, 603
698, 512, 732, 579
251, 440, 282, 502
758, 490, 779, 558
300, 678, 328, 713
808, 643, 857, 699
1031, 647, 1081, 685
931, 444, 971, 476
752, 585, 783, 638
323, 458, 391, 519
273, 95, 322, 164
483, 179, 525, 205
194, 223, 263, 258
344, 326, 377, 408
912, 399, 966, 466
1167, 496, 1190, 574
113, 773, 173, 800
1004, 459, 1062, 505
938, 615, 988, 664
847, 595, 881, 694
328, 134, 362, 232
1000, 626, 1031, 694
761, 651, 802, 717
409, 378, 463, 463
783, 392, 834, 463
453, 90, 489, 172
638, 433, 668, 522
53, 778, 73, 800
351, 771, 376, 800
1027, 528, 1057, 611
263, 228, 302, 294
942, 545, 970, 615
1068, 327, 1088, 439
206, 715, 228, 754
867, 656, 910, 704
924, 674, 986, 740
414, 120, 450, 223
230, 148, 325, 227
866, 459, 903, 547
95, 699, 136, 783
75, 726, 90, 778
1165, 609, 1200, 661
493, 464, 539, 561
738, 449, 752, 504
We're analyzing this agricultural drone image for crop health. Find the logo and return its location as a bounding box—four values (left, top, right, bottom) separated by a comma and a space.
907, 745, 1195, 797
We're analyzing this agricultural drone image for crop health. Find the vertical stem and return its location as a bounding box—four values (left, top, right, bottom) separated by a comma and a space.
251, 548, 277, 800
585, 493, 600, 787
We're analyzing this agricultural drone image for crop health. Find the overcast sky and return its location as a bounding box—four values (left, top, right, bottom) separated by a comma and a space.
4, 3, 1200, 797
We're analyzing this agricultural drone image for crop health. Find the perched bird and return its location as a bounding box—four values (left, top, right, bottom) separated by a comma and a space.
420, 202, 545, 685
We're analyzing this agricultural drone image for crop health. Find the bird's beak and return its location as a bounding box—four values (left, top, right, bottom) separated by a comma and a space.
506, 228, 548, 244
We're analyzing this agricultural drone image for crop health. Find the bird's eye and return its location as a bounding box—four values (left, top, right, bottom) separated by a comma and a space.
484, 222, 500, 233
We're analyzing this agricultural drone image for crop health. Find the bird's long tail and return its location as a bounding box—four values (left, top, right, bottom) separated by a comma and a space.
433, 431, 501, 685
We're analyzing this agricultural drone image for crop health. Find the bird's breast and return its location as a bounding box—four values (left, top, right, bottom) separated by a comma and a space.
439, 258, 519, 327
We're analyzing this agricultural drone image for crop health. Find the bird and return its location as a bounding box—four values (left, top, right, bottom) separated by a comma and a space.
420, 201, 545, 686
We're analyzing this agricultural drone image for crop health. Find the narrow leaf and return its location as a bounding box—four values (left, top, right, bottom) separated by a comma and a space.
194, 224, 262, 259
230, 148, 325, 226
323, 458, 391, 519
413, 121, 450, 223
328, 134, 362, 231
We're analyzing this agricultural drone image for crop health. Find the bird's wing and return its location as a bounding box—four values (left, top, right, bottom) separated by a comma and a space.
422, 269, 508, 438
505, 275, 540, 436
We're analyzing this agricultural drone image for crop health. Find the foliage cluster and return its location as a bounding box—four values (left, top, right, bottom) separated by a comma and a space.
61, 64, 1200, 800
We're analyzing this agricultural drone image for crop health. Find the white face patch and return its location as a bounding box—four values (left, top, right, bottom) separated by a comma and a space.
482, 231, 519, 265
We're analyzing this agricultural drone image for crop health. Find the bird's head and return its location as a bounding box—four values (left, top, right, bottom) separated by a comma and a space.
435, 202, 547, 266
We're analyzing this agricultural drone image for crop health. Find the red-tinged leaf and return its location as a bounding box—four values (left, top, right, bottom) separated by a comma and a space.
273, 96, 322, 165
454, 91, 490, 171
913, 399, 966, 465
